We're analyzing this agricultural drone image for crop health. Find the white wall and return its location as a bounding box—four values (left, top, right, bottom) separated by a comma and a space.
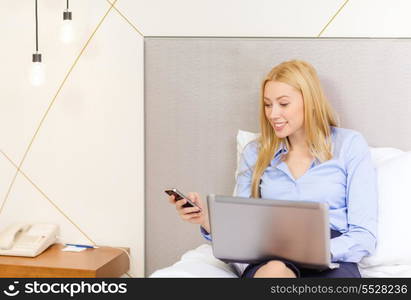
1, 0, 411, 277
118, 0, 411, 37
0, 0, 144, 277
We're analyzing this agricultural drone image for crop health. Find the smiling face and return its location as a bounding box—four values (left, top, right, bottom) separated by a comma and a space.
263, 80, 305, 143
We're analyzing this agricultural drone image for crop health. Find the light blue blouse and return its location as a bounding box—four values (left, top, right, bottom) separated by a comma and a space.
201, 126, 378, 263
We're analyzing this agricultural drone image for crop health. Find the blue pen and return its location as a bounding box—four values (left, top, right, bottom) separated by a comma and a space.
65, 243, 97, 249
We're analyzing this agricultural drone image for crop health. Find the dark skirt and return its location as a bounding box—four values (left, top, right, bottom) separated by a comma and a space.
241, 229, 361, 278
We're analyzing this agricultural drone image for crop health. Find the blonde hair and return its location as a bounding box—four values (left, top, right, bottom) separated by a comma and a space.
250, 60, 339, 198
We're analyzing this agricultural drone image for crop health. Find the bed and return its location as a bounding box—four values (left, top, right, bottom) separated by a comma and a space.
145, 38, 411, 276
150, 130, 411, 277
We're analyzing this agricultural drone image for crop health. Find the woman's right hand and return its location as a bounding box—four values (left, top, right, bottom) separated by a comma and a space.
168, 192, 210, 234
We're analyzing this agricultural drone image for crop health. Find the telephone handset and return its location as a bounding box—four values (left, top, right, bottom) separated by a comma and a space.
0, 223, 59, 257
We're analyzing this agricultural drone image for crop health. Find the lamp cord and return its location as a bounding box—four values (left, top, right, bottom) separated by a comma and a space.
35, 0, 38, 52
67, 0, 69, 10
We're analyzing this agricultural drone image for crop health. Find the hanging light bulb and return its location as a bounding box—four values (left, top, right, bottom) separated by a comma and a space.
29, 53, 46, 86
29, 0, 45, 86
60, 0, 74, 43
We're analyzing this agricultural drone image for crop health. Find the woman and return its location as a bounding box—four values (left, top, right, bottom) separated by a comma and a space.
168, 59, 378, 278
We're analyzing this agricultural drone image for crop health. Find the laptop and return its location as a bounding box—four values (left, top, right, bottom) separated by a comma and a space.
206, 194, 339, 270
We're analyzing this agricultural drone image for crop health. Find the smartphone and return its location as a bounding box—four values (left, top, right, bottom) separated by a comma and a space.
164, 188, 202, 211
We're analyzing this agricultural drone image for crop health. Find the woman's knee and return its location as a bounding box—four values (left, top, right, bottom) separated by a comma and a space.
254, 260, 296, 278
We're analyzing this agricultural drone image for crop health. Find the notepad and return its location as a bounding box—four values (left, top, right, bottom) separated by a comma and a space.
62, 245, 87, 252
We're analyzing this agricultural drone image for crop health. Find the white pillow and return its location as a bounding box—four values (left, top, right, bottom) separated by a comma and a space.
359, 151, 411, 268
369, 147, 405, 167
235, 130, 411, 271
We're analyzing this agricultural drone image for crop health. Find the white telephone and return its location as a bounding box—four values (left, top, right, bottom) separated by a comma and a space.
0, 223, 58, 257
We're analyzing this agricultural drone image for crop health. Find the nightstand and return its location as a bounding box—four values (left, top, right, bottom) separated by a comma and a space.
0, 244, 130, 277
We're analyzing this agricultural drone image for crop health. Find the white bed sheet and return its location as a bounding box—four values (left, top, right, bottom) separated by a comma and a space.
149, 244, 239, 278
150, 244, 411, 278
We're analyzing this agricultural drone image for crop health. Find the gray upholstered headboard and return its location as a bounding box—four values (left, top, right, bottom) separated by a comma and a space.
144, 38, 411, 276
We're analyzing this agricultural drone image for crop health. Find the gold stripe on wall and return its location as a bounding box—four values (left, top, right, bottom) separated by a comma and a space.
0, 150, 96, 245
0, 0, 135, 277
0, 0, 118, 216
317, 0, 350, 37
106, 0, 144, 37
0, 149, 134, 277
